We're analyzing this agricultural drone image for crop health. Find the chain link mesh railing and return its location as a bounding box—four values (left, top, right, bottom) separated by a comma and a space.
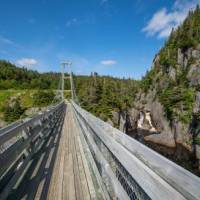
72, 101, 200, 200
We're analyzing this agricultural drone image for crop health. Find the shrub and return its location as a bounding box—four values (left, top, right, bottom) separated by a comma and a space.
33, 90, 55, 107
158, 87, 195, 123
4, 98, 25, 122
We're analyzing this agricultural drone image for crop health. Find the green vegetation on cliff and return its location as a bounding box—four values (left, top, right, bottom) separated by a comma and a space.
159, 5, 200, 67
140, 5, 200, 124
75, 74, 138, 120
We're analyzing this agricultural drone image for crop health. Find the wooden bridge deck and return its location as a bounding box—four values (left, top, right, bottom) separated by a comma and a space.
7, 103, 97, 200
48, 103, 96, 200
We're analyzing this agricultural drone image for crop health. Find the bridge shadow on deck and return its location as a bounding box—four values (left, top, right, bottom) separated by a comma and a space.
7, 109, 65, 200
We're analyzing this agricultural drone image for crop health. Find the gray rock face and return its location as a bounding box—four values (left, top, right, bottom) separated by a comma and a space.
115, 99, 177, 148
110, 46, 200, 154
192, 50, 200, 59
186, 48, 192, 60
168, 66, 176, 81
144, 101, 176, 147
111, 111, 119, 125
149, 101, 171, 132
183, 58, 188, 68
193, 92, 200, 113
177, 48, 194, 68
128, 108, 139, 129
172, 120, 190, 146
119, 114, 125, 132
178, 48, 184, 66
187, 63, 200, 86
196, 145, 200, 160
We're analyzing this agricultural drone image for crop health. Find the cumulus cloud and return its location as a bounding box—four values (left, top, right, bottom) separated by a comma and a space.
101, 60, 117, 65
0, 35, 14, 45
142, 0, 200, 38
16, 58, 38, 67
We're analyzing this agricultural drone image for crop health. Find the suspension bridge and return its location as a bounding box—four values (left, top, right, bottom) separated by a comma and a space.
0, 62, 200, 200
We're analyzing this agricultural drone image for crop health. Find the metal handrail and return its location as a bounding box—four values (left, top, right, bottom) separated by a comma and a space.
72, 101, 200, 200
0, 102, 64, 146
0, 102, 65, 200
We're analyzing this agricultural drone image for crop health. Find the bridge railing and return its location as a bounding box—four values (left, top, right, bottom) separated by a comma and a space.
72, 101, 200, 200
0, 102, 65, 200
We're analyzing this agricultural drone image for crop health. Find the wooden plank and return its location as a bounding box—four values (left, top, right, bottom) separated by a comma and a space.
62, 108, 71, 200
70, 105, 83, 200
73, 123, 91, 200
72, 133, 83, 200
65, 106, 76, 200
77, 135, 95, 200
47, 110, 66, 200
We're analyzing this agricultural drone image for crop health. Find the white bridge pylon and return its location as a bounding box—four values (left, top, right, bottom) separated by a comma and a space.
61, 61, 74, 100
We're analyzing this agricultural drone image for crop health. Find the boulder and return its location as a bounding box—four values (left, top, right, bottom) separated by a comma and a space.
149, 101, 171, 132
128, 108, 139, 130
111, 111, 119, 125
172, 120, 190, 145
144, 133, 176, 148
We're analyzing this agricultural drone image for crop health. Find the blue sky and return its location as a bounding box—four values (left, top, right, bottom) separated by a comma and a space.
0, 0, 199, 79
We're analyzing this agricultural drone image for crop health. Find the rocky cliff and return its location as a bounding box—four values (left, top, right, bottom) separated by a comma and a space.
112, 7, 200, 174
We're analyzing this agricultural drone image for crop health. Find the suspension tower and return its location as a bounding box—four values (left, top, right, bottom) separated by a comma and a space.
61, 61, 73, 100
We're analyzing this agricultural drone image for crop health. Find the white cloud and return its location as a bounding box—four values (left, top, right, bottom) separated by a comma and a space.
0, 35, 14, 45
101, 60, 117, 65
142, 0, 200, 38
66, 18, 78, 27
16, 58, 38, 67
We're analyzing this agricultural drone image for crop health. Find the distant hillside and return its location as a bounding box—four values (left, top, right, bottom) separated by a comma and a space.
0, 60, 62, 89
0, 61, 138, 124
